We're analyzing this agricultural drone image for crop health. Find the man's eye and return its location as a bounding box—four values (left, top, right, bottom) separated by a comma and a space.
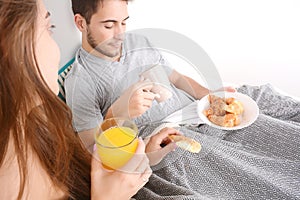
105, 26, 113, 29
121, 23, 126, 26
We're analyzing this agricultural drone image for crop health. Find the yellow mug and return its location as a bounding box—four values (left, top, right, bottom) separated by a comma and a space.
95, 118, 138, 170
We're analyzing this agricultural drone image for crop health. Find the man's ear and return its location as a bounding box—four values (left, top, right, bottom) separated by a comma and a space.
74, 14, 87, 32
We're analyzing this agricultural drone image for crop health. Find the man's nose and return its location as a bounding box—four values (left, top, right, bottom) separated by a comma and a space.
114, 24, 125, 40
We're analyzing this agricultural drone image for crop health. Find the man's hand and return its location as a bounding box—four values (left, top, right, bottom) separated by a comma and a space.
212, 86, 236, 93
106, 80, 158, 119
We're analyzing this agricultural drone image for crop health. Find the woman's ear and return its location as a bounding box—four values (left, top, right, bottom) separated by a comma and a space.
74, 14, 87, 32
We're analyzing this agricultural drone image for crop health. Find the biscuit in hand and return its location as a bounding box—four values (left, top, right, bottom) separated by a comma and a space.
168, 135, 201, 153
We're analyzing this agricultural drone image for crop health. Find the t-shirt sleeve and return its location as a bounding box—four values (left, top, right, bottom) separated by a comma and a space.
65, 72, 103, 133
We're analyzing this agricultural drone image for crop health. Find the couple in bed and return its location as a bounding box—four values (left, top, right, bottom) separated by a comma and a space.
64, 0, 300, 199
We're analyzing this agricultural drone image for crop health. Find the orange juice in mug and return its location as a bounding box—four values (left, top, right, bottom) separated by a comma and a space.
95, 118, 138, 170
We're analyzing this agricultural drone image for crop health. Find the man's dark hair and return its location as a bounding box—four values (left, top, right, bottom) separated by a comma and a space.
71, 0, 130, 24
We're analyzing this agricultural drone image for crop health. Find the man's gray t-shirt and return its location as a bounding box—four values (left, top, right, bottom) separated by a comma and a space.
64, 33, 194, 132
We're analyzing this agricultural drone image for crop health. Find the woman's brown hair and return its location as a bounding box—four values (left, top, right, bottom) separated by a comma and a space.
0, 0, 91, 199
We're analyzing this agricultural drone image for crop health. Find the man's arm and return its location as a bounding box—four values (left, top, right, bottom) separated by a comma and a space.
64, 70, 101, 152
78, 128, 98, 153
169, 70, 209, 100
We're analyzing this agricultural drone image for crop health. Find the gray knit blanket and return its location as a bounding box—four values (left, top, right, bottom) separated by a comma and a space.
134, 84, 300, 200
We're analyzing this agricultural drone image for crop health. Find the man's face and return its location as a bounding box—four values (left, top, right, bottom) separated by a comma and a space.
85, 0, 129, 60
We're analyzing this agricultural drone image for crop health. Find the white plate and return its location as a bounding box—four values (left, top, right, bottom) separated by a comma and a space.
197, 92, 259, 130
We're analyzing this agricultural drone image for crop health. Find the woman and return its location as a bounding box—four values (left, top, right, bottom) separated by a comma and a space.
0, 0, 173, 199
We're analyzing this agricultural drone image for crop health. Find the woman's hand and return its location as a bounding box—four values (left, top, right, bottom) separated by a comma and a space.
91, 138, 152, 200
145, 127, 179, 166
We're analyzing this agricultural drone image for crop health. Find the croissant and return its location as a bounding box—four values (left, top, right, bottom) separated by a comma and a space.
225, 100, 244, 115
207, 113, 241, 127
204, 95, 244, 127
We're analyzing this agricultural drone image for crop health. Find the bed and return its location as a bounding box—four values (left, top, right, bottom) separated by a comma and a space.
57, 45, 300, 200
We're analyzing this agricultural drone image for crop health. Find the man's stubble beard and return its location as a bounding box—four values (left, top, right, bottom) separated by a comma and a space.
87, 29, 121, 58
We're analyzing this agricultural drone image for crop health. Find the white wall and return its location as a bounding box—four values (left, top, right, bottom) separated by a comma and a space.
128, 0, 300, 98
44, 0, 81, 68
45, 0, 300, 98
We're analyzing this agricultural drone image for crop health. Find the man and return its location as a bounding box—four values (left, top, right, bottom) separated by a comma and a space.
65, 0, 228, 149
